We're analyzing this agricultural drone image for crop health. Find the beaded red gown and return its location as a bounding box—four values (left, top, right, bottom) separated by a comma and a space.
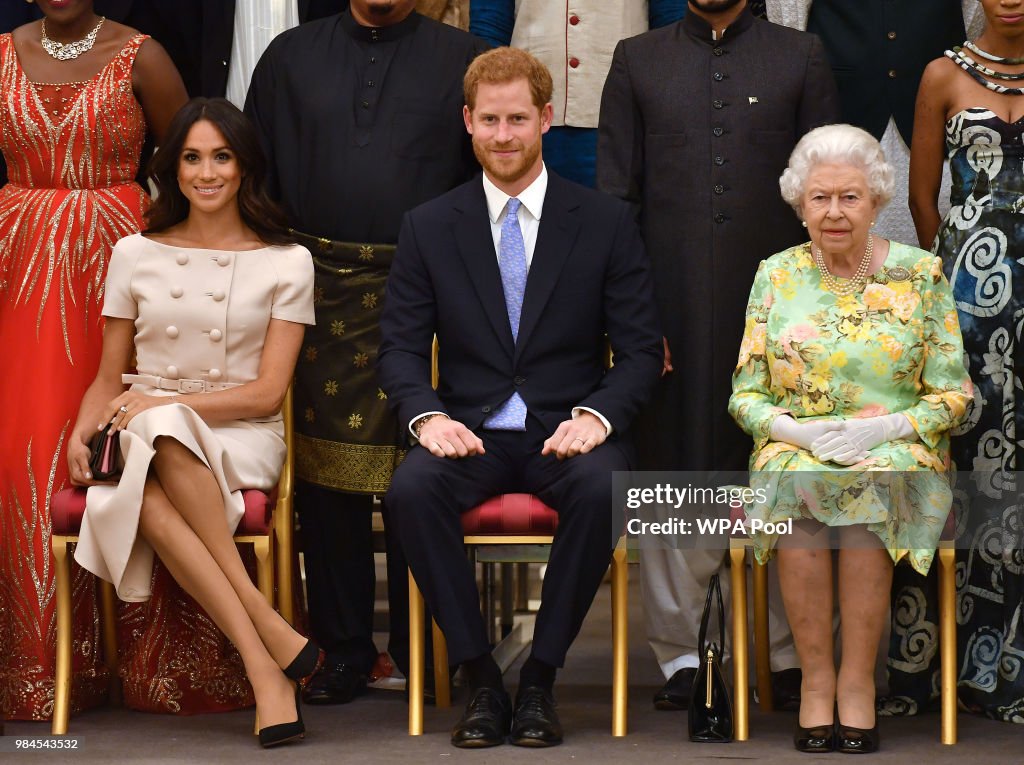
0, 33, 251, 720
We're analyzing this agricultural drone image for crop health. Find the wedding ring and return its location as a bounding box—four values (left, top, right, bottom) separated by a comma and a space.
572, 438, 584, 444
119, 405, 129, 413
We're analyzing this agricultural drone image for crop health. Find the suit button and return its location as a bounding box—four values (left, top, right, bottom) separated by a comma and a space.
714, 184, 725, 195
713, 47, 724, 56
209, 329, 223, 342
165, 325, 179, 339
482, 406, 491, 413
713, 127, 723, 137
569, 14, 580, 25
887, 31, 896, 40
209, 368, 222, 380
165, 365, 178, 378
176, 253, 189, 265
569, 57, 580, 68
888, 69, 897, 78
714, 155, 724, 165
714, 213, 726, 224
212, 289, 225, 301
216, 253, 232, 266
514, 376, 526, 386
713, 99, 723, 109
170, 285, 183, 298
713, 71, 724, 81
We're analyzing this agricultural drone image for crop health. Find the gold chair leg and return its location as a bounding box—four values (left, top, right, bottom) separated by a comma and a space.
98, 580, 121, 706
276, 496, 295, 626
431, 619, 451, 708
611, 545, 629, 737
408, 569, 425, 735
253, 537, 274, 606
728, 544, 749, 741
51, 536, 73, 736
752, 558, 773, 712
939, 544, 957, 745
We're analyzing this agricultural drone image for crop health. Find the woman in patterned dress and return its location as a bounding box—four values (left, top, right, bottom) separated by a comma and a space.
731, 124, 973, 752
910, 0, 1024, 724
0, 0, 185, 720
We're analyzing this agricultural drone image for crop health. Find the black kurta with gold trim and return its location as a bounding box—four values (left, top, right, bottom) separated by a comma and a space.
246, 10, 486, 492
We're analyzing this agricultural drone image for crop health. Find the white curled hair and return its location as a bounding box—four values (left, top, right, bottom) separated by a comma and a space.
779, 123, 894, 216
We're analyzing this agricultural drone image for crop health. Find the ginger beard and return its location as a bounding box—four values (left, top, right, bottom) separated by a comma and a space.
471, 131, 543, 187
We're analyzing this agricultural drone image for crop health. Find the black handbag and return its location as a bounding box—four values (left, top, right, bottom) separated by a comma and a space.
88, 425, 122, 481
688, 573, 733, 743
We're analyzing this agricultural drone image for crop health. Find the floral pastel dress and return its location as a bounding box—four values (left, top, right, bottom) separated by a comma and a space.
729, 241, 973, 574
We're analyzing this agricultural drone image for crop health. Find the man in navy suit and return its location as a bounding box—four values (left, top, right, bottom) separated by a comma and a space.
378, 47, 662, 748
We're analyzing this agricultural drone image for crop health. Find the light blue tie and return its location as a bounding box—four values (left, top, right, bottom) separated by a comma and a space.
484, 197, 528, 430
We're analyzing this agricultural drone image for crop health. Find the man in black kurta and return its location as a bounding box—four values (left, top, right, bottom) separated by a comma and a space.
245, 1, 486, 704
597, 0, 839, 709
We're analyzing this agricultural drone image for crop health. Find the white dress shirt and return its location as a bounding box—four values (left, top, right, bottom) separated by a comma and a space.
408, 164, 612, 438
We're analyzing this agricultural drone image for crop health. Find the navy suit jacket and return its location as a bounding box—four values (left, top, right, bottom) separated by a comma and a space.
378, 171, 663, 439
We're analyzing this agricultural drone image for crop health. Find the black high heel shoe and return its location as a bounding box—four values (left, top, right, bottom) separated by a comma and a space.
283, 639, 323, 684
837, 722, 879, 754
794, 722, 835, 753
258, 683, 305, 748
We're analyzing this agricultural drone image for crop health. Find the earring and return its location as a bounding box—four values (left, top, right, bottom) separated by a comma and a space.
871, 220, 876, 226
801, 221, 807, 228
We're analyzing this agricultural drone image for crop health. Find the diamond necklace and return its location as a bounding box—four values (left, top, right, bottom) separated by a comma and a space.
814, 236, 873, 297
41, 16, 105, 61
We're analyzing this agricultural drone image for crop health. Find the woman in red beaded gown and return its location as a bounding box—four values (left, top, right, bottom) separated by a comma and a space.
0, 1, 193, 720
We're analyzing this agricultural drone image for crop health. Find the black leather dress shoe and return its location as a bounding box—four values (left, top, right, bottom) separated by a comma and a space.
794, 722, 835, 753
451, 687, 512, 748
301, 663, 368, 705
837, 722, 879, 754
771, 668, 803, 712
510, 686, 563, 747
653, 667, 697, 710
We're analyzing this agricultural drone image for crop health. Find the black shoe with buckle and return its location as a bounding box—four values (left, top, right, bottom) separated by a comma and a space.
653, 667, 697, 710
510, 686, 563, 747
837, 722, 879, 754
301, 663, 368, 705
451, 687, 512, 748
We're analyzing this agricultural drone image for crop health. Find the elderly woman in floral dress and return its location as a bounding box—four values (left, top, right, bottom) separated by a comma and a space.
729, 124, 973, 754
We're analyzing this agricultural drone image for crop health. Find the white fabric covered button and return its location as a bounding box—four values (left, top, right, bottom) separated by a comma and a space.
165, 365, 178, 378
176, 253, 189, 265
212, 289, 226, 301
165, 326, 179, 339
209, 328, 223, 342
170, 286, 183, 298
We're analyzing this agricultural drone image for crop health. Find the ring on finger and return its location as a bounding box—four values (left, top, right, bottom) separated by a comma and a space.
572, 437, 584, 444
119, 405, 129, 414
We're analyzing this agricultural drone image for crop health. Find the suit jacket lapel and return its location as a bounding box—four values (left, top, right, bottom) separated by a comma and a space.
515, 176, 580, 364
452, 182, 516, 359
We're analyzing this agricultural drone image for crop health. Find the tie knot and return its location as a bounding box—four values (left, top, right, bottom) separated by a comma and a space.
506, 197, 521, 218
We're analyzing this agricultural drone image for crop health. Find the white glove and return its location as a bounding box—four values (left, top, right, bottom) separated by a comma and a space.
811, 413, 917, 465
769, 415, 842, 452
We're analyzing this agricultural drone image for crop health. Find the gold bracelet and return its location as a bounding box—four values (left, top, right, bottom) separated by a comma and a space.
414, 413, 449, 439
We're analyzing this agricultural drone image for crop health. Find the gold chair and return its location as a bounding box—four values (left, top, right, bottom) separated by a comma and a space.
728, 509, 958, 744
50, 388, 297, 735
406, 339, 628, 737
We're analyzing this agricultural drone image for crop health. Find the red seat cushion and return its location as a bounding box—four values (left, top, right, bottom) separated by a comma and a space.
461, 494, 558, 536
50, 487, 275, 536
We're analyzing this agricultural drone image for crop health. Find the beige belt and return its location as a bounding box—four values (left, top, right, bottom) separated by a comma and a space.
122, 374, 242, 394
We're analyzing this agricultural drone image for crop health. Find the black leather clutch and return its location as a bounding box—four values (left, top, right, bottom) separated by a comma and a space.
88, 426, 122, 481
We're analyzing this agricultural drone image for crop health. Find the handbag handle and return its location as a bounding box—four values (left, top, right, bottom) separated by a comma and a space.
697, 573, 726, 656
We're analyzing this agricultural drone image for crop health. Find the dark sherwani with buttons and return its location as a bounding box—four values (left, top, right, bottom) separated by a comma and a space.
597, 8, 840, 474
244, 10, 486, 677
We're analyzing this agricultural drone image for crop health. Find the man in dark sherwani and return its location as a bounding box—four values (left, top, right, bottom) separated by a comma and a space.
245, 0, 487, 706
597, 0, 840, 711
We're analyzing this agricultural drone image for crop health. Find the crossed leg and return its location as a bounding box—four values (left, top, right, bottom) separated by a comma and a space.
137, 436, 305, 727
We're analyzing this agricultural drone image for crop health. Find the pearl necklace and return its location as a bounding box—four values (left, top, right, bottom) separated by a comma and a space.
814, 236, 873, 297
964, 40, 1024, 66
41, 16, 105, 61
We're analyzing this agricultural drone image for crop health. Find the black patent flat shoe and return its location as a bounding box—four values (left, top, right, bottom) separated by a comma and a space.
837, 722, 879, 754
794, 722, 835, 753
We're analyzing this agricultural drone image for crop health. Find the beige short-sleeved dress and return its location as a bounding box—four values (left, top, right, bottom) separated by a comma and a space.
75, 233, 315, 601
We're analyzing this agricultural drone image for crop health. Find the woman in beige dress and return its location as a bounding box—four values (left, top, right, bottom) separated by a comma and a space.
68, 98, 319, 747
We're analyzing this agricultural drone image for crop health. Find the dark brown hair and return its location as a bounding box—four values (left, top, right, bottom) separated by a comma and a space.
464, 47, 553, 111
144, 98, 293, 245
